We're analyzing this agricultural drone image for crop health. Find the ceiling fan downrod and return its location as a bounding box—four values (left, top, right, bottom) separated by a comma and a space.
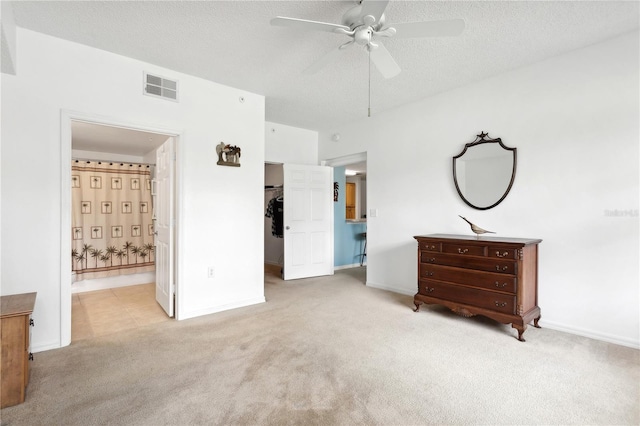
368, 47, 371, 118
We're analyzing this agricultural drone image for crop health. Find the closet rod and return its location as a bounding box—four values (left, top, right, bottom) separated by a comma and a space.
72, 157, 155, 167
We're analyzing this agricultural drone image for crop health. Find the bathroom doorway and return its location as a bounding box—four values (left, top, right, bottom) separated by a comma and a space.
61, 113, 180, 344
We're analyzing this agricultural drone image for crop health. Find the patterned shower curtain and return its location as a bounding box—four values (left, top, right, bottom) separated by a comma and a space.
71, 161, 155, 280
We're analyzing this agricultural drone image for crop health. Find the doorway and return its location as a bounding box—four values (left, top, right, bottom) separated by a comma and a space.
263, 162, 333, 281
61, 111, 180, 346
324, 152, 367, 273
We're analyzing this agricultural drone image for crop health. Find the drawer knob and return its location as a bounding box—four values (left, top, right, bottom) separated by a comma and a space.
428, 257, 435, 262
496, 251, 509, 258
495, 282, 508, 288
496, 265, 509, 272
495, 301, 507, 307
424, 271, 434, 277
425, 287, 434, 293
458, 248, 469, 254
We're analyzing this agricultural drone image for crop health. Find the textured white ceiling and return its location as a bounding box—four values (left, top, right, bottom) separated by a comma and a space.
10, 0, 640, 134
71, 121, 170, 157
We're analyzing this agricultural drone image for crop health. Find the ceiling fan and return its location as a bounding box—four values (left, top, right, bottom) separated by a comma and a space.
270, 0, 465, 79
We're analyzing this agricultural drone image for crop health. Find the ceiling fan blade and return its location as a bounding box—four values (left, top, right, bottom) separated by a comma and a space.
390, 19, 465, 38
359, 0, 390, 23
303, 44, 352, 75
270, 16, 351, 34
369, 43, 401, 79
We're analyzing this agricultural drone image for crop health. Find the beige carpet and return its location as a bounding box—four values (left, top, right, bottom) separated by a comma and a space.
1, 267, 638, 425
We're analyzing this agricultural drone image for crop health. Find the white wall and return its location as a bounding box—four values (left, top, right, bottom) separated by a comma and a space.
318, 31, 640, 348
265, 121, 318, 165
1, 29, 266, 351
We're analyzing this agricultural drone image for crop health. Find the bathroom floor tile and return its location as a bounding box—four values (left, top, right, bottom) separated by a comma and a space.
71, 283, 169, 343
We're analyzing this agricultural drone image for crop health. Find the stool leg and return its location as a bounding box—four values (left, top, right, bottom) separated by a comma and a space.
360, 239, 367, 266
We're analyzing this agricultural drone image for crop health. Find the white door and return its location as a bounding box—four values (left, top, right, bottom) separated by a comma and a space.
154, 137, 175, 316
283, 164, 333, 280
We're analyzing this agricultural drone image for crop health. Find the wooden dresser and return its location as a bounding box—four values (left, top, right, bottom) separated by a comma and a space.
1, 292, 36, 408
413, 234, 541, 341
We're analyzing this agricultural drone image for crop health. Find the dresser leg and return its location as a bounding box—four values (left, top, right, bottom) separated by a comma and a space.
512, 324, 527, 342
413, 301, 422, 312
534, 315, 541, 328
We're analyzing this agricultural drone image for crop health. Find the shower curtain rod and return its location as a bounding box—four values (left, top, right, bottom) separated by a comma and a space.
72, 157, 155, 167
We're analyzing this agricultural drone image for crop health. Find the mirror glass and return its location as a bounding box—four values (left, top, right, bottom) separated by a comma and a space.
453, 135, 516, 210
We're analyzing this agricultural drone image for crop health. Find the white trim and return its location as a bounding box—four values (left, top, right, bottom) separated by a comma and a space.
179, 297, 266, 321
323, 152, 367, 168
61, 112, 73, 347
72, 272, 156, 294
541, 320, 640, 349
334, 263, 365, 270
60, 110, 183, 346
366, 281, 414, 296
32, 340, 64, 354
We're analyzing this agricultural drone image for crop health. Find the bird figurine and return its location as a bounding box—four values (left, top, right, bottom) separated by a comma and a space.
459, 215, 495, 237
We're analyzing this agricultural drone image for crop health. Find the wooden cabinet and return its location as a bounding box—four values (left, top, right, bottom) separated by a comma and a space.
1, 292, 36, 408
345, 182, 356, 219
413, 234, 541, 341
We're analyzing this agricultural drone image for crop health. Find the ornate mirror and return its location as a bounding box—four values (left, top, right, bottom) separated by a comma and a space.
453, 132, 516, 210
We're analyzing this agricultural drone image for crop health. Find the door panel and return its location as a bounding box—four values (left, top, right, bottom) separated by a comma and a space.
154, 138, 174, 317
283, 164, 333, 280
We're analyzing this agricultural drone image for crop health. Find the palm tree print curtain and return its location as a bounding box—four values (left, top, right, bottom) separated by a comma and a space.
72, 161, 155, 279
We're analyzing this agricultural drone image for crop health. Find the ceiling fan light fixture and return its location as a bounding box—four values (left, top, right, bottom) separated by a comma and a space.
270, 0, 465, 116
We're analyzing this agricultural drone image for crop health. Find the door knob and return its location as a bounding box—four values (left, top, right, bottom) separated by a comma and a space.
285, 226, 290, 230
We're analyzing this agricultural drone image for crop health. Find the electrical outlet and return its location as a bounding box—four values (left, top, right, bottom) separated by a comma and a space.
207, 267, 215, 279
369, 208, 378, 218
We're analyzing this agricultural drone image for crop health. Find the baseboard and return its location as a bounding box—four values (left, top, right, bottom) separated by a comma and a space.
72, 272, 156, 293
541, 320, 639, 349
32, 340, 66, 353
334, 263, 365, 270
366, 281, 414, 296
179, 296, 266, 321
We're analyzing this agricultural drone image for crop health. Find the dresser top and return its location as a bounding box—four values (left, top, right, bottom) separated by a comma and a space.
1, 292, 37, 318
414, 234, 542, 245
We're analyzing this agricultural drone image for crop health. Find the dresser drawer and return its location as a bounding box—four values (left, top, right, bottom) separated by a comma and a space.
442, 243, 486, 257
419, 264, 516, 293
489, 246, 519, 260
419, 241, 441, 252
420, 252, 517, 275
419, 280, 516, 315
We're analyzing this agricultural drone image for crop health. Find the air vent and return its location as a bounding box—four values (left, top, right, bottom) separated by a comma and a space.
143, 72, 178, 102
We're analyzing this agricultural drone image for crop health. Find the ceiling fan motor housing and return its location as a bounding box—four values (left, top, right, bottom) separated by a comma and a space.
342, 5, 386, 30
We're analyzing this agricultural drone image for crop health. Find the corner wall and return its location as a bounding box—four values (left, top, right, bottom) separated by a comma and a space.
319, 31, 640, 347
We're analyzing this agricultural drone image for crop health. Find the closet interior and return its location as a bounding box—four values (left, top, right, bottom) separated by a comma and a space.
264, 164, 284, 273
